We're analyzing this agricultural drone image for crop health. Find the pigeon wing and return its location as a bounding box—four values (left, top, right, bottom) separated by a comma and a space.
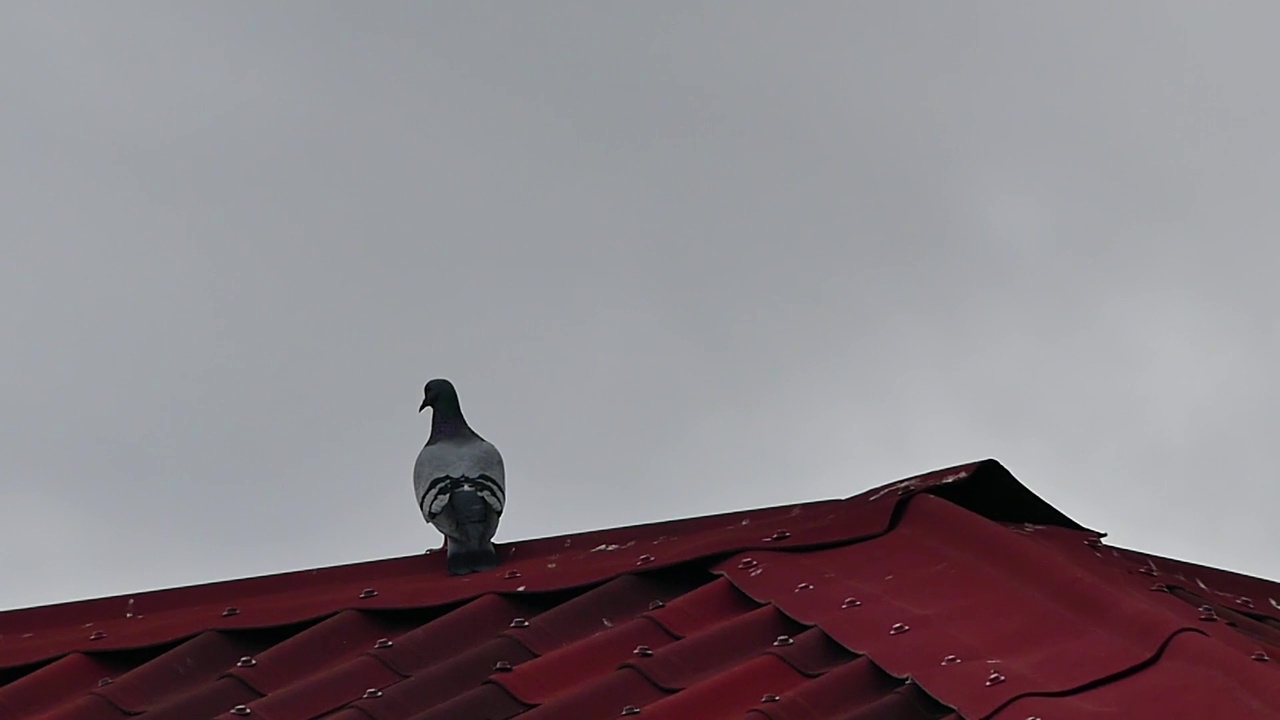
414, 439, 505, 539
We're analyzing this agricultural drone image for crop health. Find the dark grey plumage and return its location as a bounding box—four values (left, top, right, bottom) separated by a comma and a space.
413, 379, 505, 575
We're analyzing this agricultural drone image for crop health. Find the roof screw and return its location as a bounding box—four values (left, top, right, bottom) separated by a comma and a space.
768, 530, 791, 541
222, 607, 240, 617
889, 623, 910, 635
760, 693, 781, 703
1199, 607, 1218, 622
230, 707, 251, 717
986, 670, 1006, 686
358, 588, 378, 599
621, 705, 641, 716
97, 677, 113, 687
1237, 597, 1255, 608
841, 597, 861, 608
795, 582, 813, 592
1251, 650, 1270, 662
738, 558, 758, 569
941, 654, 961, 665
647, 599, 665, 610
636, 554, 655, 565
1137, 566, 1157, 576
236, 656, 256, 668
493, 660, 513, 672
1084, 537, 1102, 548
510, 617, 530, 628
1149, 583, 1169, 592
88, 630, 106, 641
773, 635, 794, 646
362, 688, 383, 699
374, 638, 394, 649
633, 644, 654, 657
504, 569, 522, 579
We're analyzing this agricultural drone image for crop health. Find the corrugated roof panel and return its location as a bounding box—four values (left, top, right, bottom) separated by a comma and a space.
0, 462, 1019, 672
996, 629, 1280, 719
375, 594, 540, 676
2, 460, 1278, 719
628, 605, 804, 690
94, 631, 270, 713
31, 694, 127, 720
498, 616, 677, 704
713, 494, 1251, 718
401, 682, 530, 720
636, 653, 809, 719
242, 651, 402, 719
140, 676, 261, 720
0, 652, 129, 718
741, 656, 923, 720
503, 666, 667, 719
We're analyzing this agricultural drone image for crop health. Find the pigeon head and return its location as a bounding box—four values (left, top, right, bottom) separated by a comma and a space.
419, 378, 460, 413
420, 378, 481, 443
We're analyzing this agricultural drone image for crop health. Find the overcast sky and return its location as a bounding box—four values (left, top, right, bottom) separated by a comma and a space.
3, 3, 1278, 611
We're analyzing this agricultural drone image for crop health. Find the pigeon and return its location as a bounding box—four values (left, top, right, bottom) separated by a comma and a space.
414, 378, 505, 575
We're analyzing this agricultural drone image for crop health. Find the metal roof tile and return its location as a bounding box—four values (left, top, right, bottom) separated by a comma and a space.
496, 615, 676, 704
828, 685, 953, 720
93, 630, 269, 712
997, 628, 1280, 718
401, 682, 529, 720
231, 609, 415, 693
29, 693, 129, 720
0, 652, 127, 718
634, 653, 809, 719
503, 573, 693, 655
626, 605, 803, 691
135, 676, 261, 720
764, 626, 857, 676
506, 666, 668, 720
643, 575, 763, 638
3, 459, 1278, 719
350, 634, 535, 712
374, 594, 540, 675
741, 656, 911, 720
717, 495, 1214, 718
241, 653, 401, 720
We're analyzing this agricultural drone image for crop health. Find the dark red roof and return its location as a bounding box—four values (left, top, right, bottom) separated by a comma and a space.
3, 459, 1279, 719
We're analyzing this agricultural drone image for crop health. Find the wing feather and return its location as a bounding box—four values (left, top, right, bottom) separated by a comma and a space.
414, 440, 506, 541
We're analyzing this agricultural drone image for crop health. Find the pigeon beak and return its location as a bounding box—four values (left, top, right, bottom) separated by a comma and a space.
418, 398, 429, 413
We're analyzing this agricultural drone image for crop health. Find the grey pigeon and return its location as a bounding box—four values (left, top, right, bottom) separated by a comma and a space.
414, 378, 505, 575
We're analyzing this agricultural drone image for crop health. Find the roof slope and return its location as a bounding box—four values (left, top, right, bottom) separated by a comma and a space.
2, 460, 1279, 719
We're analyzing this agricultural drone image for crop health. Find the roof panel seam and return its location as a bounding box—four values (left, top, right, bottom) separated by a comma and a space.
978, 627, 1211, 720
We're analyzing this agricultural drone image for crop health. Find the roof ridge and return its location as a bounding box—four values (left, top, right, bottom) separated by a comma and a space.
0, 459, 1234, 675
0, 462, 1001, 623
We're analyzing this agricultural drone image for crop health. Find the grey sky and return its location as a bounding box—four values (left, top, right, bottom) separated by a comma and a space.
3, 4, 1278, 611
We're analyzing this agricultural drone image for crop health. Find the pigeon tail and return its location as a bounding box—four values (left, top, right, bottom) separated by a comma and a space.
446, 537, 498, 575
445, 488, 499, 575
